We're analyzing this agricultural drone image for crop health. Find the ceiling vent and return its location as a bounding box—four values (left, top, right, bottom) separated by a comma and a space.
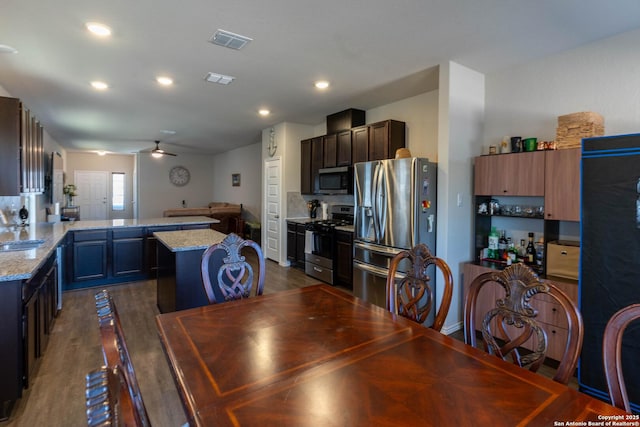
208, 29, 252, 50
204, 72, 235, 85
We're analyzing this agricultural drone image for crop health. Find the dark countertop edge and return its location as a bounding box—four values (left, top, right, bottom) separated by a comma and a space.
286, 217, 315, 224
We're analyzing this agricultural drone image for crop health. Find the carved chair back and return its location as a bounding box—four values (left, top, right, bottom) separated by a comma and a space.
94, 290, 150, 426
603, 303, 640, 412
463, 263, 583, 385
85, 365, 144, 427
385, 243, 454, 332
201, 233, 265, 304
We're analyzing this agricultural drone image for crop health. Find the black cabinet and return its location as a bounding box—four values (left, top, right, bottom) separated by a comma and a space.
323, 134, 337, 168
286, 222, 306, 269
0, 251, 58, 421
112, 228, 144, 277
336, 130, 352, 166
300, 120, 405, 195
368, 120, 406, 161
300, 139, 312, 195
65, 224, 212, 290
146, 226, 179, 277
71, 230, 108, 283
335, 230, 353, 289
0, 96, 44, 196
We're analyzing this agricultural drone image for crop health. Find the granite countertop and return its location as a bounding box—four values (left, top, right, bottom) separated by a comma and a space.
154, 229, 227, 252
0, 216, 218, 282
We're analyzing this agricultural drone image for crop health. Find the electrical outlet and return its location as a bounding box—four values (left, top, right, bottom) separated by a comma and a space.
457, 193, 463, 207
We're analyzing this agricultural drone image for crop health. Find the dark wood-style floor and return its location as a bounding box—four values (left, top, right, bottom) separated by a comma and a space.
1, 257, 573, 426
2, 259, 325, 427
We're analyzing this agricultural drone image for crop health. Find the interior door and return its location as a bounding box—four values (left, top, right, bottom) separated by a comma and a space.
74, 171, 108, 220
264, 158, 281, 263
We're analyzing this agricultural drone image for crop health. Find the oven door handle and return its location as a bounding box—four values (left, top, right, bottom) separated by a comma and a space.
304, 230, 314, 254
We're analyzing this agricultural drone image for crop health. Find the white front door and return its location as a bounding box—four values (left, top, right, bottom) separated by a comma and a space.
75, 171, 109, 220
264, 158, 281, 262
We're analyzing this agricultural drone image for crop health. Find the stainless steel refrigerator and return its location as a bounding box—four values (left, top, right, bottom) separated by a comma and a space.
353, 157, 437, 312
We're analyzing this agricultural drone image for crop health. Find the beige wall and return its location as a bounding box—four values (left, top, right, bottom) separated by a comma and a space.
211, 142, 262, 223
137, 153, 216, 219
66, 152, 135, 220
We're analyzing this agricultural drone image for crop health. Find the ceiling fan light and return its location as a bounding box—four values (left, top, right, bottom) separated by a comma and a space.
152, 152, 163, 158
86, 22, 112, 37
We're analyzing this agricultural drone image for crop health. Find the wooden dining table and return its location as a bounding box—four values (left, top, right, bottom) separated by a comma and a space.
155, 284, 629, 426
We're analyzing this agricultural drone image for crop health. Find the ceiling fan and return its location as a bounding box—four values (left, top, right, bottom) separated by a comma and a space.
150, 140, 177, 157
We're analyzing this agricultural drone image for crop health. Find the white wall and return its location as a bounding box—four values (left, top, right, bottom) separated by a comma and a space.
438, 61, 485, 333
137, 153, 216, 218
211, 142, 262, 223
484, 27, 640, 149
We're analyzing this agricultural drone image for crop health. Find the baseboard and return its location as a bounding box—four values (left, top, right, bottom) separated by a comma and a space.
441, 321, 463, 336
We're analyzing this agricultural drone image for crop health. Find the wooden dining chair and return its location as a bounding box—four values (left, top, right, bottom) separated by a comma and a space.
94, 290, 151, 426
85, 365, 144, 427
200, 232, 265, 304
603, 303, 640, 412
385, 243, 454, 332
463, 263, 583, 385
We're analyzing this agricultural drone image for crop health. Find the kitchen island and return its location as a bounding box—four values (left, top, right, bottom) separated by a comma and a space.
155, 228, 227, 313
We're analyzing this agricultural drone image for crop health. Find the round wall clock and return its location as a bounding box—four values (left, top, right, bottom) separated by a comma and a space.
169, 166, 190, 186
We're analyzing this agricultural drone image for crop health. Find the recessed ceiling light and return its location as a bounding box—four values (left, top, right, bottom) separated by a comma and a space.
156, 76, 173, 86
258, 109, 270, 116
86, 22, 112, 37
0, 44, 18, 54
204, 72, 235, 85
315, 81, 330, 89
90, 81, 109, 90
209, 29, 252, 50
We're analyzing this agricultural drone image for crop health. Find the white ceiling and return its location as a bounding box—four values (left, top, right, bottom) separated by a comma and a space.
1, 0, 639, 156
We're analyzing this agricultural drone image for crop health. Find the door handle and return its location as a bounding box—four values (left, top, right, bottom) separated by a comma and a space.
274, 215, 279, 219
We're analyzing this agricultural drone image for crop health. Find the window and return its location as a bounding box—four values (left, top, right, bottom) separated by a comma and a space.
112, 172, 125, 211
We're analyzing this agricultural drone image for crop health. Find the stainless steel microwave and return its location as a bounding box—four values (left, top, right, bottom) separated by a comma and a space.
318, 166, 353, 194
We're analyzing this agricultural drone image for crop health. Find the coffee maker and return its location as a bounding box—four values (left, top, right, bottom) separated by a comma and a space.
307, 199, 319, 218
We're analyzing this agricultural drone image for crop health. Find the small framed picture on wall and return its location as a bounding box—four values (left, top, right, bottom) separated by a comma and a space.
232, 173, 241, 187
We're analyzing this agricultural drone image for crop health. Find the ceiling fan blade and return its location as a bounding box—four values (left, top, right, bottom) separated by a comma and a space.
150, 140, 177, 157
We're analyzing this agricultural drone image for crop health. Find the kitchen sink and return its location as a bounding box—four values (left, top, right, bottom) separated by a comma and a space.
0, 239, 45, 252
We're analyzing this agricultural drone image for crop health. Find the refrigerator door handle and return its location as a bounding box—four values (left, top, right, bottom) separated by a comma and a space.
372, 162, 381, 242
378, 163, 387, 241
354, 241, 403, 258
353, 259, 405, 280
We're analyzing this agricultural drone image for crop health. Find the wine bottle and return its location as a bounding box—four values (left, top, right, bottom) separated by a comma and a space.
498, 230, 508, 261
526, 232, 536, 264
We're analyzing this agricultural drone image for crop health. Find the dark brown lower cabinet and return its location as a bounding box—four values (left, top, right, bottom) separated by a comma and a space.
0, 251, 58, 421
335, 230, 353, 289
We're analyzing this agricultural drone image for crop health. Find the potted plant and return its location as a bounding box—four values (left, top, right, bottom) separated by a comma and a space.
63, 184, 78, 207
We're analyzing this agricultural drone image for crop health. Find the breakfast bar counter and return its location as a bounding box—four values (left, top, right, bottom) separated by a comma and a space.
154, 228, 227, 313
